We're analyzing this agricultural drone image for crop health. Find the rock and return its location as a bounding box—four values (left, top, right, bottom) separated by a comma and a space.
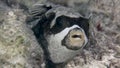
0, 2, 44, 68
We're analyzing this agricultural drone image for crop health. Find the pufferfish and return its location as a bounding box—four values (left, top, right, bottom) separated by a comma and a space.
27, 4, 89, 68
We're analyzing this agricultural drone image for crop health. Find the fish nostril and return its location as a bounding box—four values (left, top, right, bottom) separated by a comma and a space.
72, 35, 81, 38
